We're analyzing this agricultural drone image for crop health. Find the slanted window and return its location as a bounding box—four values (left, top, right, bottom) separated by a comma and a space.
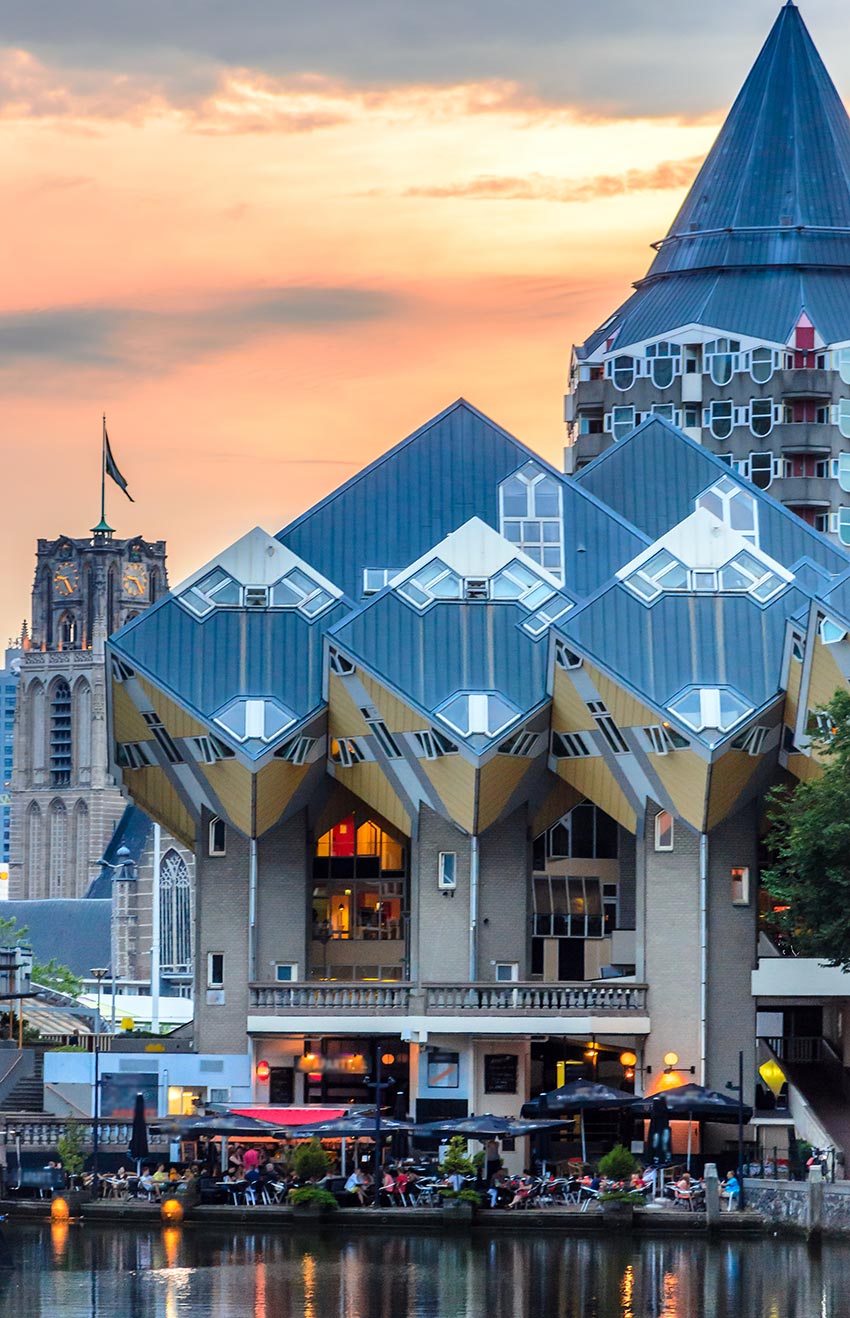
117, 741, 153, 770
398, 559, 462, 609
214, 697, 295, 744
437, 692, 519, 739
360, 708, 402, 759
179, 567, 241, 617
705, 338, 740, 385
646, 341, 681, 389
696, 477, 759, 546
718, 550, 786, 602
363, 569, 400, 596
413, 729, 458, 760
750, 346, 776, 384
819, 617, 846, 645
330, 737, 369, 767
498, 730, 541, 757
654, 812, 674, 851
499, 465, 564, 578
491, 560, 555, 609
643, 725, 689, 754
610, 355, 635, 391
749, 399, 774, 439
730, 726, 770, 755
624, 548, 689, 602
709, 400, 733, 440
669, 687, 753, 734
190, 735, 235, 764
731, 867, 750, 906
551, 731, 591, 758
587, 701, 629, 754
522, 595, 573, 637
554, 640, 582, 670
275, 735, 317, 764
141, 710, 183, 764
111, 656, 135, 682
209, 817, 226, 855
328, 649, 356, 675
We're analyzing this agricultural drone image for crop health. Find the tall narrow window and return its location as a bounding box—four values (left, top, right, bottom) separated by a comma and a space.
73, 800, 89, 896
207, 952, 225, 988
654, 811, 674, 851
50, 680, 72, 786
499, 464, 564, 579
48, 800, 67, 896
209, 817, 226, 856
610, 356, 635, 391
731, 867, 750, 906
160, 848, 192, 974
27, 803, 43, 897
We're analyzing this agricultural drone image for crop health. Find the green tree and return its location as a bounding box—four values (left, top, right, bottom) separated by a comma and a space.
439, 1135, 476, 1178
0, 916, 81, 997
56, 1120, 86, 1178
598, 1143, 639, 1181
762, 689, 850, 969
293, 1139, 329, 1182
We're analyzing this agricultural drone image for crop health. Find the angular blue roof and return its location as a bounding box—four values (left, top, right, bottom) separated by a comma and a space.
575, 416, 850, 579
331, 593, 550, 749
577, 4, 850, 355
278, 399, 647, 601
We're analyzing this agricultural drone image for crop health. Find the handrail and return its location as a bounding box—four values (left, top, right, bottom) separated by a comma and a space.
248, 980, 648, 1014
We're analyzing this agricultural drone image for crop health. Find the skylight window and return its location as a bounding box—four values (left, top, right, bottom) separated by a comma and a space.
696, 478, 758, 545
820, 618, 847, 645
499, 463, 564, 580
398, 560, 462, 608
398, 555, 557, 614
437, 692, 520, 739
214, 697, 295, 745
668, 687, 752, 734
522, 595, 573, 637
178, 567, 241, 617
178, 563, 335, 622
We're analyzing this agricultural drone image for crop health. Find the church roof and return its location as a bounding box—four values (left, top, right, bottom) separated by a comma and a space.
577, 4, 850, 355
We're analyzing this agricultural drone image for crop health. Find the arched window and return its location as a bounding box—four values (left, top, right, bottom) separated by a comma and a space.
498, 462, 564, 579
58, 613, 78, 649
25, 680, 46, 775
150, 568, 161, 603
48, 800, 67, 896
160, 849, 193, 974
73, 801, 89, 896
610, 356, 635, 391
27, 803, 43, 896
74, 680, 91, 777
646, 341, 681, 389
50, 680, 72, 786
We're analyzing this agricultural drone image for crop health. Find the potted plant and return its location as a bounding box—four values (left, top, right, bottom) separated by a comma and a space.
292, 1139, 329, 1183
55, 1121, 87, 1212
439, 1137, 479, 1220
289, 1185, 339, 1218
598, 1189, 643, 1225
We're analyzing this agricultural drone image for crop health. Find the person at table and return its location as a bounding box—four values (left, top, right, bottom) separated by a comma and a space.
488, 1171, 510, 1208
344, 1168, 370, 1205
138, 1167, 156, 1197
721, 1171, 740, 1208
152, 1164, 168, 1188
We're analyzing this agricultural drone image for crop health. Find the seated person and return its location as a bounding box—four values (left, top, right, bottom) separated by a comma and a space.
152, 1164, 168, 1186
487, 1171, 510, 1208
138, 1168, 156, 1197
344, 1169, 370, 1205
721, 1172, 740, 1207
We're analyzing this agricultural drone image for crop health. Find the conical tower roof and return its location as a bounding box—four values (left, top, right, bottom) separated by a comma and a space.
576, 3, 850, 355
647, 2, 850, 282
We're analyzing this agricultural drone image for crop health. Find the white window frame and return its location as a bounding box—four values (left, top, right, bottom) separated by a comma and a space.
610, 405, 636, 441
329, 736, 369, 767
274, 962, 299, 983
646, 341, 681, 389
708, 400, 734, 440
695, 478, 759, 546
730, 726, 769, 756
275, 735, 317, 765
551, 730, 591, 758
412, 729, 458, 760
362, 568, 400, 596
207, 952, 225, 988
498, 466, 564, 581
587, 701, 629, 755
209, 817, 226, 856
654, 811, 674, 851
117, 741, 153, 770
554, 640, 582, 670
705, 338, 741, 386
438, 852, 457, 891
749, 346, 776, 384
498, 730, 541, 757
748, 399, 774, 439
495, 962, 519, 983
669, 687, 753, 733
731, 867, 750, 907
608, 355, 635, 391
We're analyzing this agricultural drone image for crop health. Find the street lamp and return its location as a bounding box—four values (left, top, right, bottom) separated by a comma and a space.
89, 966, 110, 1194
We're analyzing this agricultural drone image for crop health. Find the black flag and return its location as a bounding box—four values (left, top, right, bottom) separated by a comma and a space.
104, 426, 134, 502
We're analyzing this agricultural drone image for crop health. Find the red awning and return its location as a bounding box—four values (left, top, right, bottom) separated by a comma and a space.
231, 1106, 347, 1127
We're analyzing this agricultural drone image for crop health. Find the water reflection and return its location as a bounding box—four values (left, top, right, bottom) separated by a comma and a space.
0, 1224, 848, 1318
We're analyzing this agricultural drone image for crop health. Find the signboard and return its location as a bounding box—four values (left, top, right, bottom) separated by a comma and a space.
100, 1071, 158, 1120
427, 1051, 460, 1089
484, 1053, 518, 1095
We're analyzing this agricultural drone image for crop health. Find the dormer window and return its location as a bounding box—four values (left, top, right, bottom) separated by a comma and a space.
696, 477, 758, 545
705, 338, 740, 386
179, 567, 241, 617
437, 691, 520, 739
214, 697, 295, 744
668, 687, 752, 734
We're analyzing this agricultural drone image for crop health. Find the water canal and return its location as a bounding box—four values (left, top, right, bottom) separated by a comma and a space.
3, 1222, 850, 1317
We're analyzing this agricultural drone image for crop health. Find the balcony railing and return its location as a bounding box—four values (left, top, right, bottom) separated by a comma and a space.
424, 983, 647, 1014
2, 1117, 165, 1149
249, 981, 647, 1016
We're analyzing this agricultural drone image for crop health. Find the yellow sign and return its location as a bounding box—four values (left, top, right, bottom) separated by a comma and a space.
120, 1017, 135, 1032
759, 1058, 786, 1098
144, 1043, 165, 1052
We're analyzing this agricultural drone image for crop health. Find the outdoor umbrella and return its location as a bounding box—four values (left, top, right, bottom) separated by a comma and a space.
128, 1092, 149, 1176
284, 1110, 416, 1138
635, 1083, 754, 1170
414, 1114, 566, 1140
521, 1079, 638, 1164
645, 1095, 672, 1167
149, 1111, 281, 1173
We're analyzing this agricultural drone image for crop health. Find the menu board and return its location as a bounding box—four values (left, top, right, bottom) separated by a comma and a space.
484, 1054, 518, 1094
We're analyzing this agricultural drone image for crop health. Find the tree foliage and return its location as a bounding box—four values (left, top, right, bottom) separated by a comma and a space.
0, 915, 81, 997
762, 689, 850, 969
292, 1138, 329, 1182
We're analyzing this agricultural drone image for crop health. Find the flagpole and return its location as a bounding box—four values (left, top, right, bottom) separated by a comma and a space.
101, 414, 107, 527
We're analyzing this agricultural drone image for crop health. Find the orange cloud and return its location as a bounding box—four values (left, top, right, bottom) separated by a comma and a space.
403, 156, 703, 203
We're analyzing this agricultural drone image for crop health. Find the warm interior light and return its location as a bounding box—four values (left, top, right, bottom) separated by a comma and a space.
620, 1051, 637, 1068
663, 1051, 679, 1068
381, 1053, 395, 1066
256, 1059, 270, 1082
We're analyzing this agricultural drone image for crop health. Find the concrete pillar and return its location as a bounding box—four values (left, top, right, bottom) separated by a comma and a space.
704, 1162, 720, 1227
807, 1164, 824, 1237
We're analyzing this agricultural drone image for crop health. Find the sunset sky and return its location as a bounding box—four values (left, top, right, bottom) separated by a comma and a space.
2, 0, 849, 643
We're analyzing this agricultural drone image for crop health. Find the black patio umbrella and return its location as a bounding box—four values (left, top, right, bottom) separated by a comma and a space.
635, 1083, 754, 1170
414, 1114, 566, 1141
284, 1110, 416, 1138
150, 1112, 280, 1139
645, 1095, 672, 1168
129, 1092, 149, 1175
521, 1079, 638, 1163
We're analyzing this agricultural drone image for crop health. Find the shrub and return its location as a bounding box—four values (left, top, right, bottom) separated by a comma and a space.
599, 1190, 643, 1205
293, 1139, 329, 1182
289, 1185, 338, 1210
56, 1121, 85, 1178
439, 1136, 475, 1179
598, 1143, 639, 1182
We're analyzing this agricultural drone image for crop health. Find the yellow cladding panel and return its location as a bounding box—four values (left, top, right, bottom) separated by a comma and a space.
255, 759, 310, 837
476, 755, 533, 833
706, 749, 762, 832
334, 761, 411, 836
124, 767, 194, 849
135, 674, 208, 739
787, 752, 821, 784
328, 672, 370, 737
531, 775, 584, 836
650, 750, 709, 832
199, 759, 253, 837
112, 681, 151, 744
587, 663, 657, 730
554, 756, 636, 833
552, 667, 596, 734
419, 753, 477, 834
359, 671, 430, 733
804, 640, 848, 768
785, 653, 802, 731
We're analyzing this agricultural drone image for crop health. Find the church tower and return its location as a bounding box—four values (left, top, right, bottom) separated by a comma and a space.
566, 3, 850, 540
8, 526, 167, 900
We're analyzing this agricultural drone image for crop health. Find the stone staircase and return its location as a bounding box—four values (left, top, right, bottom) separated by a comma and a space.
0, 1050, 44, 1113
